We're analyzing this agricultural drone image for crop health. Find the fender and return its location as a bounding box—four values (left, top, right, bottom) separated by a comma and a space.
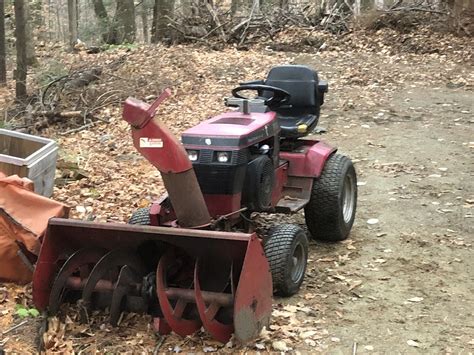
279, 140, 336, 178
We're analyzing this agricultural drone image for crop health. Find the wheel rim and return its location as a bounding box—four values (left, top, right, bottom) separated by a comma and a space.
290, 242, 305, 283
342, 173, 355, 224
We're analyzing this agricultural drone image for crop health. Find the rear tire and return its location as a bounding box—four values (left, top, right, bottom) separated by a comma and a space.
264, 224, 308, 297
128, 207, 151, 225
304, 153, 357, 242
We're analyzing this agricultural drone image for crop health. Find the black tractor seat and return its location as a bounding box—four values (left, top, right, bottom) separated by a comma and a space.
276, 108, 320, 137
243, 65, 328, 139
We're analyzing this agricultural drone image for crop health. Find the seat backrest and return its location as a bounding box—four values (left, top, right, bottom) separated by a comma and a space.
264, 65, 319, 108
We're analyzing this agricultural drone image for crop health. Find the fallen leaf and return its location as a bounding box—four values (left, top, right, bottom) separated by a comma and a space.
272, 340, 289, 351
348, 280, 363, 291
407, 340, 420, 347
282, 305, 298, 313
299, 330, 317, 339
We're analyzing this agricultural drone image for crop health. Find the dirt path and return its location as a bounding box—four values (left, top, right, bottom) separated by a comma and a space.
1, 34, 472, 353
286, 52, 474, 353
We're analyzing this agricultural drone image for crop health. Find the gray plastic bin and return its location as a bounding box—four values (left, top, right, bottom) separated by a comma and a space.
0, 128, 58, 197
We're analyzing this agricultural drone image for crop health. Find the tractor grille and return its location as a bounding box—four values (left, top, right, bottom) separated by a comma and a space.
193, 164, 247, 194
195, 149, 249, 165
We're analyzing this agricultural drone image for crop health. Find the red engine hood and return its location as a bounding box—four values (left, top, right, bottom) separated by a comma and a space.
181, 111, 278, 149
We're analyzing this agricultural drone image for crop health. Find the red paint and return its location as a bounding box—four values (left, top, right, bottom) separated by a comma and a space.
183, 111, 276, 144
32, 223, 61, 310
156, 251, 202, 337
150, 199, 176, 226
233, 234, 272, 342
203, 193, 242, 218
153, 317, 172, 335
194, 259, 234, 343
33, 219, 253, 310
271, 162, 289, 207
280, 140, 336, 178
122, 93, 192, 174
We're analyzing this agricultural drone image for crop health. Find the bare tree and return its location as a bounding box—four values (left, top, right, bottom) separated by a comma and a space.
92, 0, 113, 43
67, 0, 78, 49
0, 0, 6, 85
116, 0, 136, 43
24, 0, 37, 66
141, 1, 149, 43
14, 0, 27, 99
151, 0, 175, 43
92, 0, 136, 44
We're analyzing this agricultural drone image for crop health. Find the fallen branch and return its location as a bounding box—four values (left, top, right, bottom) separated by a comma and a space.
34, 110, 83, 118
385, 6, 447, 14
60, 122, 95, 135
166, 23, 209, 43
205, 3, 227, 42
239, 0, 259, 46
2, 320, 28, 335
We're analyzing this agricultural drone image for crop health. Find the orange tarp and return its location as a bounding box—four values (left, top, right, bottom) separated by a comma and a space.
0, 172, 69, 284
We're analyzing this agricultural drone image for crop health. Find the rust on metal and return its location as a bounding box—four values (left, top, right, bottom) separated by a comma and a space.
48, 247, 106, 314
161, 170, 211, 228
165, 287, 233, 307
33, 218, 271, 344
156, 250, 202, 337
194, 258, 234, 343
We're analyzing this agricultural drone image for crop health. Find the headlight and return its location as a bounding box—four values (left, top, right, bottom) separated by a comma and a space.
216, 151, 230, 163
188, 150, 198, 161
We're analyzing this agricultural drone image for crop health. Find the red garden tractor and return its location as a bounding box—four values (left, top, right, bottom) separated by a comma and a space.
33, 65, 357, 343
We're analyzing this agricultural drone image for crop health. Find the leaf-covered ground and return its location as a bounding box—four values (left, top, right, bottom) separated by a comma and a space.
0, 26, 473, 353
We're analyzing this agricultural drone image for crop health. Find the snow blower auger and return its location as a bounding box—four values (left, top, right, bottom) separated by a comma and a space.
32, 65, 358, 344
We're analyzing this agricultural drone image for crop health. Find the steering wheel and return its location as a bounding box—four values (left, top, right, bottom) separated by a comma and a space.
231, 84, 291, 107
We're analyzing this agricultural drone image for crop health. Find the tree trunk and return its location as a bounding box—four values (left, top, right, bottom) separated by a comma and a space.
55, 1, 62, 41
14, 0, 27, 99
0, 0, 6, 85
151, 0, 175, 43
141, 2, 149, 43
92, 0, 108, 21
92, 0, 113, 43
67, 0, 78, 49
116, 0, 136, 43
24, 0, 37, 66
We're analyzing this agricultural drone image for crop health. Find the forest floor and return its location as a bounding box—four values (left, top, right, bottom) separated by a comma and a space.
0, 25, 473, 353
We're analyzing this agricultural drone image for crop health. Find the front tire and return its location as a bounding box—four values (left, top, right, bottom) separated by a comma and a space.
304, 153, 357, 242
264, 224, 309, 296
128, 207, 151, 225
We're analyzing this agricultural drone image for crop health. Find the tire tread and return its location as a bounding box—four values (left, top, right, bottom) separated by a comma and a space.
264, 224, 308, 296
128, 207, 151, 225
304, 153, 357, 241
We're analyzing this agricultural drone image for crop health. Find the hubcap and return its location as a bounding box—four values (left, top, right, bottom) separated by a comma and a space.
342, 173, 355, 224
290, 243, 305, 283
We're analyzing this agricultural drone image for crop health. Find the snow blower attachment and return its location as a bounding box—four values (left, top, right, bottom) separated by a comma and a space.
33, 65, 358, 344
32, 89, 273, 344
